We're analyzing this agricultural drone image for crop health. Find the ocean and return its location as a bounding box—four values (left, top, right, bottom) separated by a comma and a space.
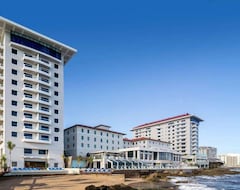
170, 174, 240, 190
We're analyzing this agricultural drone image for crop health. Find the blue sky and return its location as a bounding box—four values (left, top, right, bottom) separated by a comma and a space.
2, 0, 240, 154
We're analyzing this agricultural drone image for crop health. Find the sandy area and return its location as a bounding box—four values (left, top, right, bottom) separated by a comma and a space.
0, 174, 144, 190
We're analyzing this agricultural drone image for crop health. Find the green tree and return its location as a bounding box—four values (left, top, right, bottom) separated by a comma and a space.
77, 155, 83, 168
7, 141, 15, 167
0, 154, 6, 169
62, 154, 69, 168
86, 156, 93, 168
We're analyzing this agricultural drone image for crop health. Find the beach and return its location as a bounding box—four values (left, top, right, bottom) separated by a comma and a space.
0, 174, 144, 190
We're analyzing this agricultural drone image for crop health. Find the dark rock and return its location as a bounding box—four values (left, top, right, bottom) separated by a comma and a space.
85, 185, 97, 190
85, 184, 137, 190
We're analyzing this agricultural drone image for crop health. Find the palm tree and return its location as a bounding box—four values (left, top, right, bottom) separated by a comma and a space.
7, 141, 15, 167
77, 155, 83, 168
86, 156, 93, 168
62, 154, 69, 168
0, 154, 7, 171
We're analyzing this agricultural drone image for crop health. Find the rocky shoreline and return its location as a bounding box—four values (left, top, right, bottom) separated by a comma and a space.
85, 168, 240, 190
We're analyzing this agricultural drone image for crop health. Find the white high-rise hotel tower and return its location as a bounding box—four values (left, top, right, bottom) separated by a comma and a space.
0, 17, 76, 168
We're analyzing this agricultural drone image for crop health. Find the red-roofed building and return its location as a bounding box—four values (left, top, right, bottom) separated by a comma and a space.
131, 113, 203, 156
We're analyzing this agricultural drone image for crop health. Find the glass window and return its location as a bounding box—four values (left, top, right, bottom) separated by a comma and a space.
11, 132, 17, 137
54, 91, 58, 96
54, 118, 58, 123
39, 150, 47, 154
11, 111, 17, 116
24, 148, 32, 154
54, 73, 59, 78
54, 64, 58, 69
24, 83, 32, 88
24, 123, 33, 129
40, 96, 49, 102
12, 80, 17, 85
12, 58, 17, 65
40, 116, 49, 121
54, 137, 59, 141
40, 125, 49, 131
12, 69, 17, 75
54, 109, 59, 114
54, 128, 60, 132
12, 121, 17, 127
24, 93, 32, 98
24, 113, 32, 118
12, 48, 17, 54
24, 103, 32, 108
40, 106, 49, 112
24, 73, 32, 78
40, 86, 49, 93
54, 100, 58, 105
11, 33, 61, 60
54, 82, 59, 87
24, 133, 32, 139
12, 101, 17, 106
24, 62, 32, 67
12, 90, 17, 96
40, 135, 49, 141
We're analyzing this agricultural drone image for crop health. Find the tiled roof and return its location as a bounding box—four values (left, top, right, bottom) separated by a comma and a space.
123, 137, 170, 144
65, 124, 126, 135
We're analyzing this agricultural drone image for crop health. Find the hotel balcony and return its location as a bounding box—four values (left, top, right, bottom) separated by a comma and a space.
23, 64, 38, 73
22, 86, 38, 94
23, 117, 38, 123
38, 119, 51, 125
38, 69, 51, 77
23, 96, 39, 103
23, 75, 38, 84
23, 138, 51, 144
38, 100, 51, 106
22, 107, 38, 113
39, 58, 51, 68
38, 78, 51, 87
22, 128, 51, 135
38, 89, 51, 97
38, 109, 51, 116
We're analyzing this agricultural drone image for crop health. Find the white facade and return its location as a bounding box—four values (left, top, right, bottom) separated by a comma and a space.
64, 124, 125, 158
131, 113, 203, 156
91, 137, 182, 169
0, 17, 76, 168
199, 146, 217, 159
219, 154, 240, 167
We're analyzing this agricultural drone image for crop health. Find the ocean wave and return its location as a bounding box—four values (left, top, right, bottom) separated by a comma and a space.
170, 174, 240, 190
178, 183, 216, 190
